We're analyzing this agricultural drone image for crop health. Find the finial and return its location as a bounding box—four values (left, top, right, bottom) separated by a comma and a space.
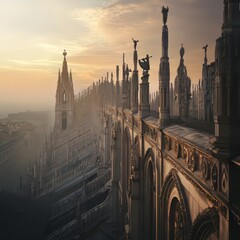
63, 49, 67, 58
180, 44, 185, 59
162, 6, 169, 26
139, 54, 152, 74
203, 44, 208, 60
132, 38, 139, 50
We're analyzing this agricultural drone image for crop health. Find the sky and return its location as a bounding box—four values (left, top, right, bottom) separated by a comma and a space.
0, 0, 222, 118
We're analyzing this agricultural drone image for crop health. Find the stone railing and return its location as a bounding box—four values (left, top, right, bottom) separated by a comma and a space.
46, 219, 77, 240
49, 187, 83, 220
49, 170, 111, 220
163, 132, 228, 218
80, 188, 112, 234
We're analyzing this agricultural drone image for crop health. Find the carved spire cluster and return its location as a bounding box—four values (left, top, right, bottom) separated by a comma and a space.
210, 0, 240, 158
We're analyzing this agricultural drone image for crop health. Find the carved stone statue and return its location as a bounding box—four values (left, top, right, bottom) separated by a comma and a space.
139, 54, 152, 74
203, 44, 208, 59
132, 38, 139, 50
180, 44, 185, 59
162, 6, 169, 25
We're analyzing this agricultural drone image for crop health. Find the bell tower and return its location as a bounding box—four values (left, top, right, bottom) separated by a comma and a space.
54, 50, 74, 136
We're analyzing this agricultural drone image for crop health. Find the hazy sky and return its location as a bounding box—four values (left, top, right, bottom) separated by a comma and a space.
0, 0, 222, 117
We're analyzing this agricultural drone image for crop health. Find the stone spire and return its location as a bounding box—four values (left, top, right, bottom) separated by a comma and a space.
62, 50, 69, 82
201, 44, 212, 122
54, 51, 75, 136
122, 53, 126, 81
159, 6, 170, 126
116, 65, 120, 107
174, 44, 191, 118
203, 44, 208, 65
211, 0, 240, 159
131, 38, 139, 113
122, 53, 128, 109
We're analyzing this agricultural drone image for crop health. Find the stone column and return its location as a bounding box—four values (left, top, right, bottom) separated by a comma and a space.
116, 65, 120, 107
122, 53, 128, 109
159, 8, 170, 127
131, 45, 139, 114
138, 72, 150, 119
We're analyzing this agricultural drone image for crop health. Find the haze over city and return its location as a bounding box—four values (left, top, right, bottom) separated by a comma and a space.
0, 0, 221, 117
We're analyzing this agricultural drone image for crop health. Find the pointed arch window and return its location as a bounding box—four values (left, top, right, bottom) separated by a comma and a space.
62, 111, 67, 130
144, 153, 156, 240
63, 91, 66, 103
169, 197, 184, 240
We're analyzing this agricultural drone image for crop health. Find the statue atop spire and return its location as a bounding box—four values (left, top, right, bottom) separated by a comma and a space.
132, 38, 139, 50
202, 44, 208, 62
162, 6, 169, 26
131, 39, 139, 113
139, 53, 151, 118
159, 6, 170, 126
63, 49, 67, 59
180, 44, 185, 59
139, 54, 152, 75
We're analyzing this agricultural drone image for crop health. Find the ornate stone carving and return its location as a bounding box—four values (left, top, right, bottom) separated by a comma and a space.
164, 154, 227, 218
160, 169, 192, 240
191, 207, 219, 240
145, 124, 158, 142
130, 143, 139, 176
133, 117, 138, 129
164, 136, 171, 151
221, 165, 227, 194
175, 141, 181, 158
183, 146, 189, 163
188, 150, 198, 172
211, 164, 218, 190
173, 201, 184, 239
126, 114, 132, 125
201, 156, 209, 181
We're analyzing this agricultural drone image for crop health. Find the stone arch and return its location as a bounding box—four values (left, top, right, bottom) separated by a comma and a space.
143, 148, 156, 240
191, 207, 219, 240
62, 111, 67, 130
63, 91, 66, 103
160, 169, 191, 240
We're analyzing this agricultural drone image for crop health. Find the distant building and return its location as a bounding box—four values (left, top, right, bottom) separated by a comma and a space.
54, 50, 74, 137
